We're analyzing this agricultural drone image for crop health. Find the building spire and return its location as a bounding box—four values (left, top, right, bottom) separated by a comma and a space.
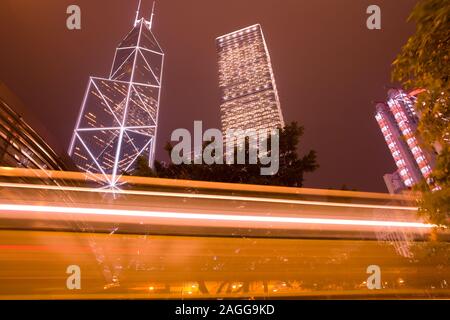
134, 0, 142, 27
149, 1, 156, 29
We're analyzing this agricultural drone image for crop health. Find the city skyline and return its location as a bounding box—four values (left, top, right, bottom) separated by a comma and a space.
0, 0, 448, 304
0, 0, 420, 192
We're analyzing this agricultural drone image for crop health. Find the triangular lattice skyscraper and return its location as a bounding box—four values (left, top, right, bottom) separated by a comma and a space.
69, 2, 164, 187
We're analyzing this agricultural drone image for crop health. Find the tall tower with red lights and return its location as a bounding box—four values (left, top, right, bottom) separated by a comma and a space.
375, 89, 437, 193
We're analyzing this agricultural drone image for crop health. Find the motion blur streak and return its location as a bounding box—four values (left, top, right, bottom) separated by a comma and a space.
0, 204, 433, 229
0, 167, 416, 200
0, 181, 418, 211
0, 167, 448, 299
0, 231, 448, 299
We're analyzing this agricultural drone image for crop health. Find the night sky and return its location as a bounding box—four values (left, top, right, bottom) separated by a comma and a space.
0, 0, 419, 192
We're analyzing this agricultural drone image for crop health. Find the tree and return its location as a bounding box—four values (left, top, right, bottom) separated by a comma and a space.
392, 0, 449, 227
135, 122, 319, 188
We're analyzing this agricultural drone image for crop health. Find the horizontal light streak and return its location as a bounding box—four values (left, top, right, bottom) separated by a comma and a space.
0, 167, 417, 202
0, 204, 433, 229
0, 182, 418, 211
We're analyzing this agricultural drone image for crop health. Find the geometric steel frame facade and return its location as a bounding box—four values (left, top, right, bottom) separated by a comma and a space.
68, 2, 164, 187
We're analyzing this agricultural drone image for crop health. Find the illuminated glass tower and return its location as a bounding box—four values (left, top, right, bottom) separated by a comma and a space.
375, 89, 436, 193
68, 2, 163, 187
216, 24, 284, 145
386, 89, 434, 182
375, 102, 422, 190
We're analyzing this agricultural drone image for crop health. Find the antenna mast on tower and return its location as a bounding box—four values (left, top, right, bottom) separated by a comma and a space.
149, 2, 156, 29
134, 0, 142, 27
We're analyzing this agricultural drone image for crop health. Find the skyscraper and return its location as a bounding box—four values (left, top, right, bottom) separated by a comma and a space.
216, 24, 284, 145
375, 102, 423, 190
0, 82, 74, 173
386, 89, 434, 182
375, 89, 436, 193
68, 2, 164, 187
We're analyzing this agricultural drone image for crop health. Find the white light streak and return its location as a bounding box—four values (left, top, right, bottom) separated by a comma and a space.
0, 204, 434, 229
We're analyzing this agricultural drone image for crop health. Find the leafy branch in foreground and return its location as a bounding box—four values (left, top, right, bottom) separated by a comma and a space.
392, 0, 449, 227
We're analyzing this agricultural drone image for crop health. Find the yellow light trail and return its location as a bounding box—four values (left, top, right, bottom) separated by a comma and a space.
0, 182, 418, 212
0, 166, 417, 201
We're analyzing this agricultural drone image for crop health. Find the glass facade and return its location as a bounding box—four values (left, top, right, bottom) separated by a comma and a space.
376, 89, 437, 192
375, 103, 422, 189
69, 17, 164, 187
0, 92, 67, 172
386, 89, 434, 184
216, 24, 284, 144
